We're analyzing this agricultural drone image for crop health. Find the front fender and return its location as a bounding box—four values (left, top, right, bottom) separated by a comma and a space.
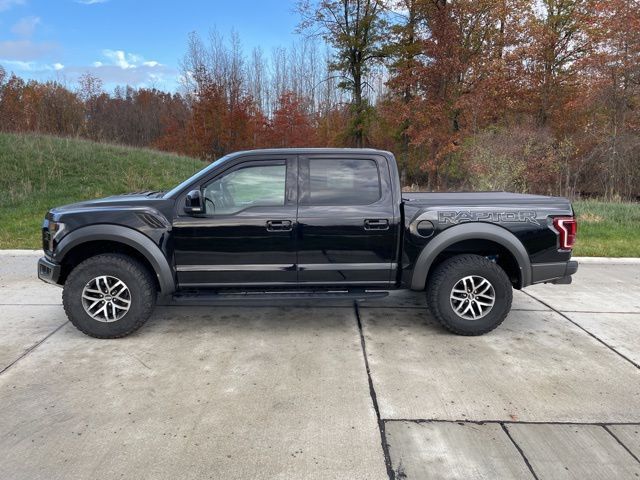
410, 222, 532, 290
54, 224, 175, 294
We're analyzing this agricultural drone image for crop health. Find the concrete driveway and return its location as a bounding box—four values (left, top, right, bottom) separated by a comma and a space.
1, 252, 639, 479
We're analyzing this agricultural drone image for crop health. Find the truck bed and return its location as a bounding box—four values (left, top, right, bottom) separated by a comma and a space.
402, 191, 571, 207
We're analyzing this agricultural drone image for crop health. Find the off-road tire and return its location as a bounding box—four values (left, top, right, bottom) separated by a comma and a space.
426, 254, 513, 336
62, 253, 156, 338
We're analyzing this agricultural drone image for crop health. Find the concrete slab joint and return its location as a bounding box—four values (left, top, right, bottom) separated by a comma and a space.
1, 252, 640, 480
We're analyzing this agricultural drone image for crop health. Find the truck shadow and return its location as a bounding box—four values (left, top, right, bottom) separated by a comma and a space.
145, 303, 447, 337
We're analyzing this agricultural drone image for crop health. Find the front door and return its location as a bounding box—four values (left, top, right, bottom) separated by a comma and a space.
173, 156, 297, 288
296, 154, 398, 287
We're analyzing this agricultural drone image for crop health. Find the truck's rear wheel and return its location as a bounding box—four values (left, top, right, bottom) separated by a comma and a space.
426, 254, 512, 335
62, 254, 156, 338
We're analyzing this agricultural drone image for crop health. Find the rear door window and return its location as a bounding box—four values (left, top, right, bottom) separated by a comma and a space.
304, 159, 381, 206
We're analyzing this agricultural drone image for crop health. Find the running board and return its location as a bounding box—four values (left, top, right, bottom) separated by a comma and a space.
168, 289, 389, 306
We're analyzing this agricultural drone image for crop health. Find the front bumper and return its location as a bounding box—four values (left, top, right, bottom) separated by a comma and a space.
38, 256, 62, 286
531, 260, 579, 285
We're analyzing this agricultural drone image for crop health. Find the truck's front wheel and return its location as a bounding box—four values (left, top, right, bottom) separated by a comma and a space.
426, 254, 513, 335
62, 253, 156, 338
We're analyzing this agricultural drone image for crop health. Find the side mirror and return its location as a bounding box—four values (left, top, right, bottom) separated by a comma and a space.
184, 189, 204, 214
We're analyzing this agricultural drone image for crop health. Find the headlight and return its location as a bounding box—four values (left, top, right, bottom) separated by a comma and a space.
44, 220, 65, 252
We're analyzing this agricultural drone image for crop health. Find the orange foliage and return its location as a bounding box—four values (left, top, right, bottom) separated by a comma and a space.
1, 0, 639, 197
266, 91, 318, 147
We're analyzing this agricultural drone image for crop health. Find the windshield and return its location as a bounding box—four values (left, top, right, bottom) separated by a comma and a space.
163, 154, 233, 199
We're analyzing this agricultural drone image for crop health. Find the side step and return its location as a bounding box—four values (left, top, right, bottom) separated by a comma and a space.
168, 289, 389, 306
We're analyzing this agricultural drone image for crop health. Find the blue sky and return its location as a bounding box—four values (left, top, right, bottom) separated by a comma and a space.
0, 0, 301, 91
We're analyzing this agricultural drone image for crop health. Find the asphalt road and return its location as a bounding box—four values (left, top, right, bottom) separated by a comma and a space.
0, 252, 639, 479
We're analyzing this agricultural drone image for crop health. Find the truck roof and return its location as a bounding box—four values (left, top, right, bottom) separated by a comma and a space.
226, 147, 395, 158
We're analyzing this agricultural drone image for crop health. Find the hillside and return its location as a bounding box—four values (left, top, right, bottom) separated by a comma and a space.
0, 133, 204, 248
0, 132, 638, 256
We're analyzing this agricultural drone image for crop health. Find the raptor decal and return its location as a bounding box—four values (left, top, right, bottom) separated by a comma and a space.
438, 210, 540, 226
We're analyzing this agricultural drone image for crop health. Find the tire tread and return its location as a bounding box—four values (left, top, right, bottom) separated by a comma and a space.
62, 253, 156, 338
426, 254, 512, 336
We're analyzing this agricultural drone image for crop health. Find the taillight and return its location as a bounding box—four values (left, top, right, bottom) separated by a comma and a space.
553, 216, 577, 250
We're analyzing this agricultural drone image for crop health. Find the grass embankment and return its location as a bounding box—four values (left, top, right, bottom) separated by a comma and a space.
572, 200, 640, 257
0, 132, 638, 255
0, 132, 203, 248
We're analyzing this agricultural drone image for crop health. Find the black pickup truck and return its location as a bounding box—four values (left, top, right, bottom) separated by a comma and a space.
38, 148, 578, 338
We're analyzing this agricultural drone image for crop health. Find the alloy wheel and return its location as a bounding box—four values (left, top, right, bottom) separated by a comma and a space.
81, 275, 131, 322
449, 275, 495, 320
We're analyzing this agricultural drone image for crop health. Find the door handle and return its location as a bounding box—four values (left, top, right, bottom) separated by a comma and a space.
364, 219, 389, 231
266, 220, 293, 232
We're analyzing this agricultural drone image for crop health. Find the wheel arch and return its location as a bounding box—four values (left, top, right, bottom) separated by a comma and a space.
410, 222, 532, 291
54, 225, 175, 294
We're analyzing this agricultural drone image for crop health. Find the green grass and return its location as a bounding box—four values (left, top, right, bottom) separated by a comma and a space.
572, 200, 640, 257
0, 132, 204, 248
1, 132, 638, 256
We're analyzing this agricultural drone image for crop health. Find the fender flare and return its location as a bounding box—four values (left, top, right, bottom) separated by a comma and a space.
54, 224, 176, 294
410, 222, 532, 290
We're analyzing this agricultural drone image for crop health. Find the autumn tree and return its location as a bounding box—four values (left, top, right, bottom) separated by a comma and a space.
0, 74, 27, 131
0, 75, 83, 135
76, 72, 104, 139
35, 82, 84, 136
298, 0, 386, 147
524, 0, 597, 127
380, 0, 527, 188
577, 0, 640, 198
268, 91, 317, 147
173, 31, 268, 159
379, 0, 431, 183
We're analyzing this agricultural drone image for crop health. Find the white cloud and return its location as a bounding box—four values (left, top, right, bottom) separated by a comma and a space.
11, 16, 41, 37
63, 50, 175, 88
76, 0, 108, 4
0, 59, 35, 70
100, 49, 162, 70
0, 59, 64, 72
0, 0, 26, 12
0, 45, 176, 90
102, 49, 153, 70
0, 39, 57, 60
66, 64, 177, 88
102, 49, 133, 69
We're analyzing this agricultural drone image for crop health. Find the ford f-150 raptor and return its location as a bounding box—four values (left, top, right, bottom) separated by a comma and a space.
38, 148, 578, 338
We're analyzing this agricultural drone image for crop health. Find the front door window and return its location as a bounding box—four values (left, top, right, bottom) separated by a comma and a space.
203, 164, 286, 215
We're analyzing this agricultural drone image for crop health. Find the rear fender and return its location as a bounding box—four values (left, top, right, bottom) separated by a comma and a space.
410, 222, 532, 290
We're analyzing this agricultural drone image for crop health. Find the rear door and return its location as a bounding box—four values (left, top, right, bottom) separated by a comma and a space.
296, 154, 398, 286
